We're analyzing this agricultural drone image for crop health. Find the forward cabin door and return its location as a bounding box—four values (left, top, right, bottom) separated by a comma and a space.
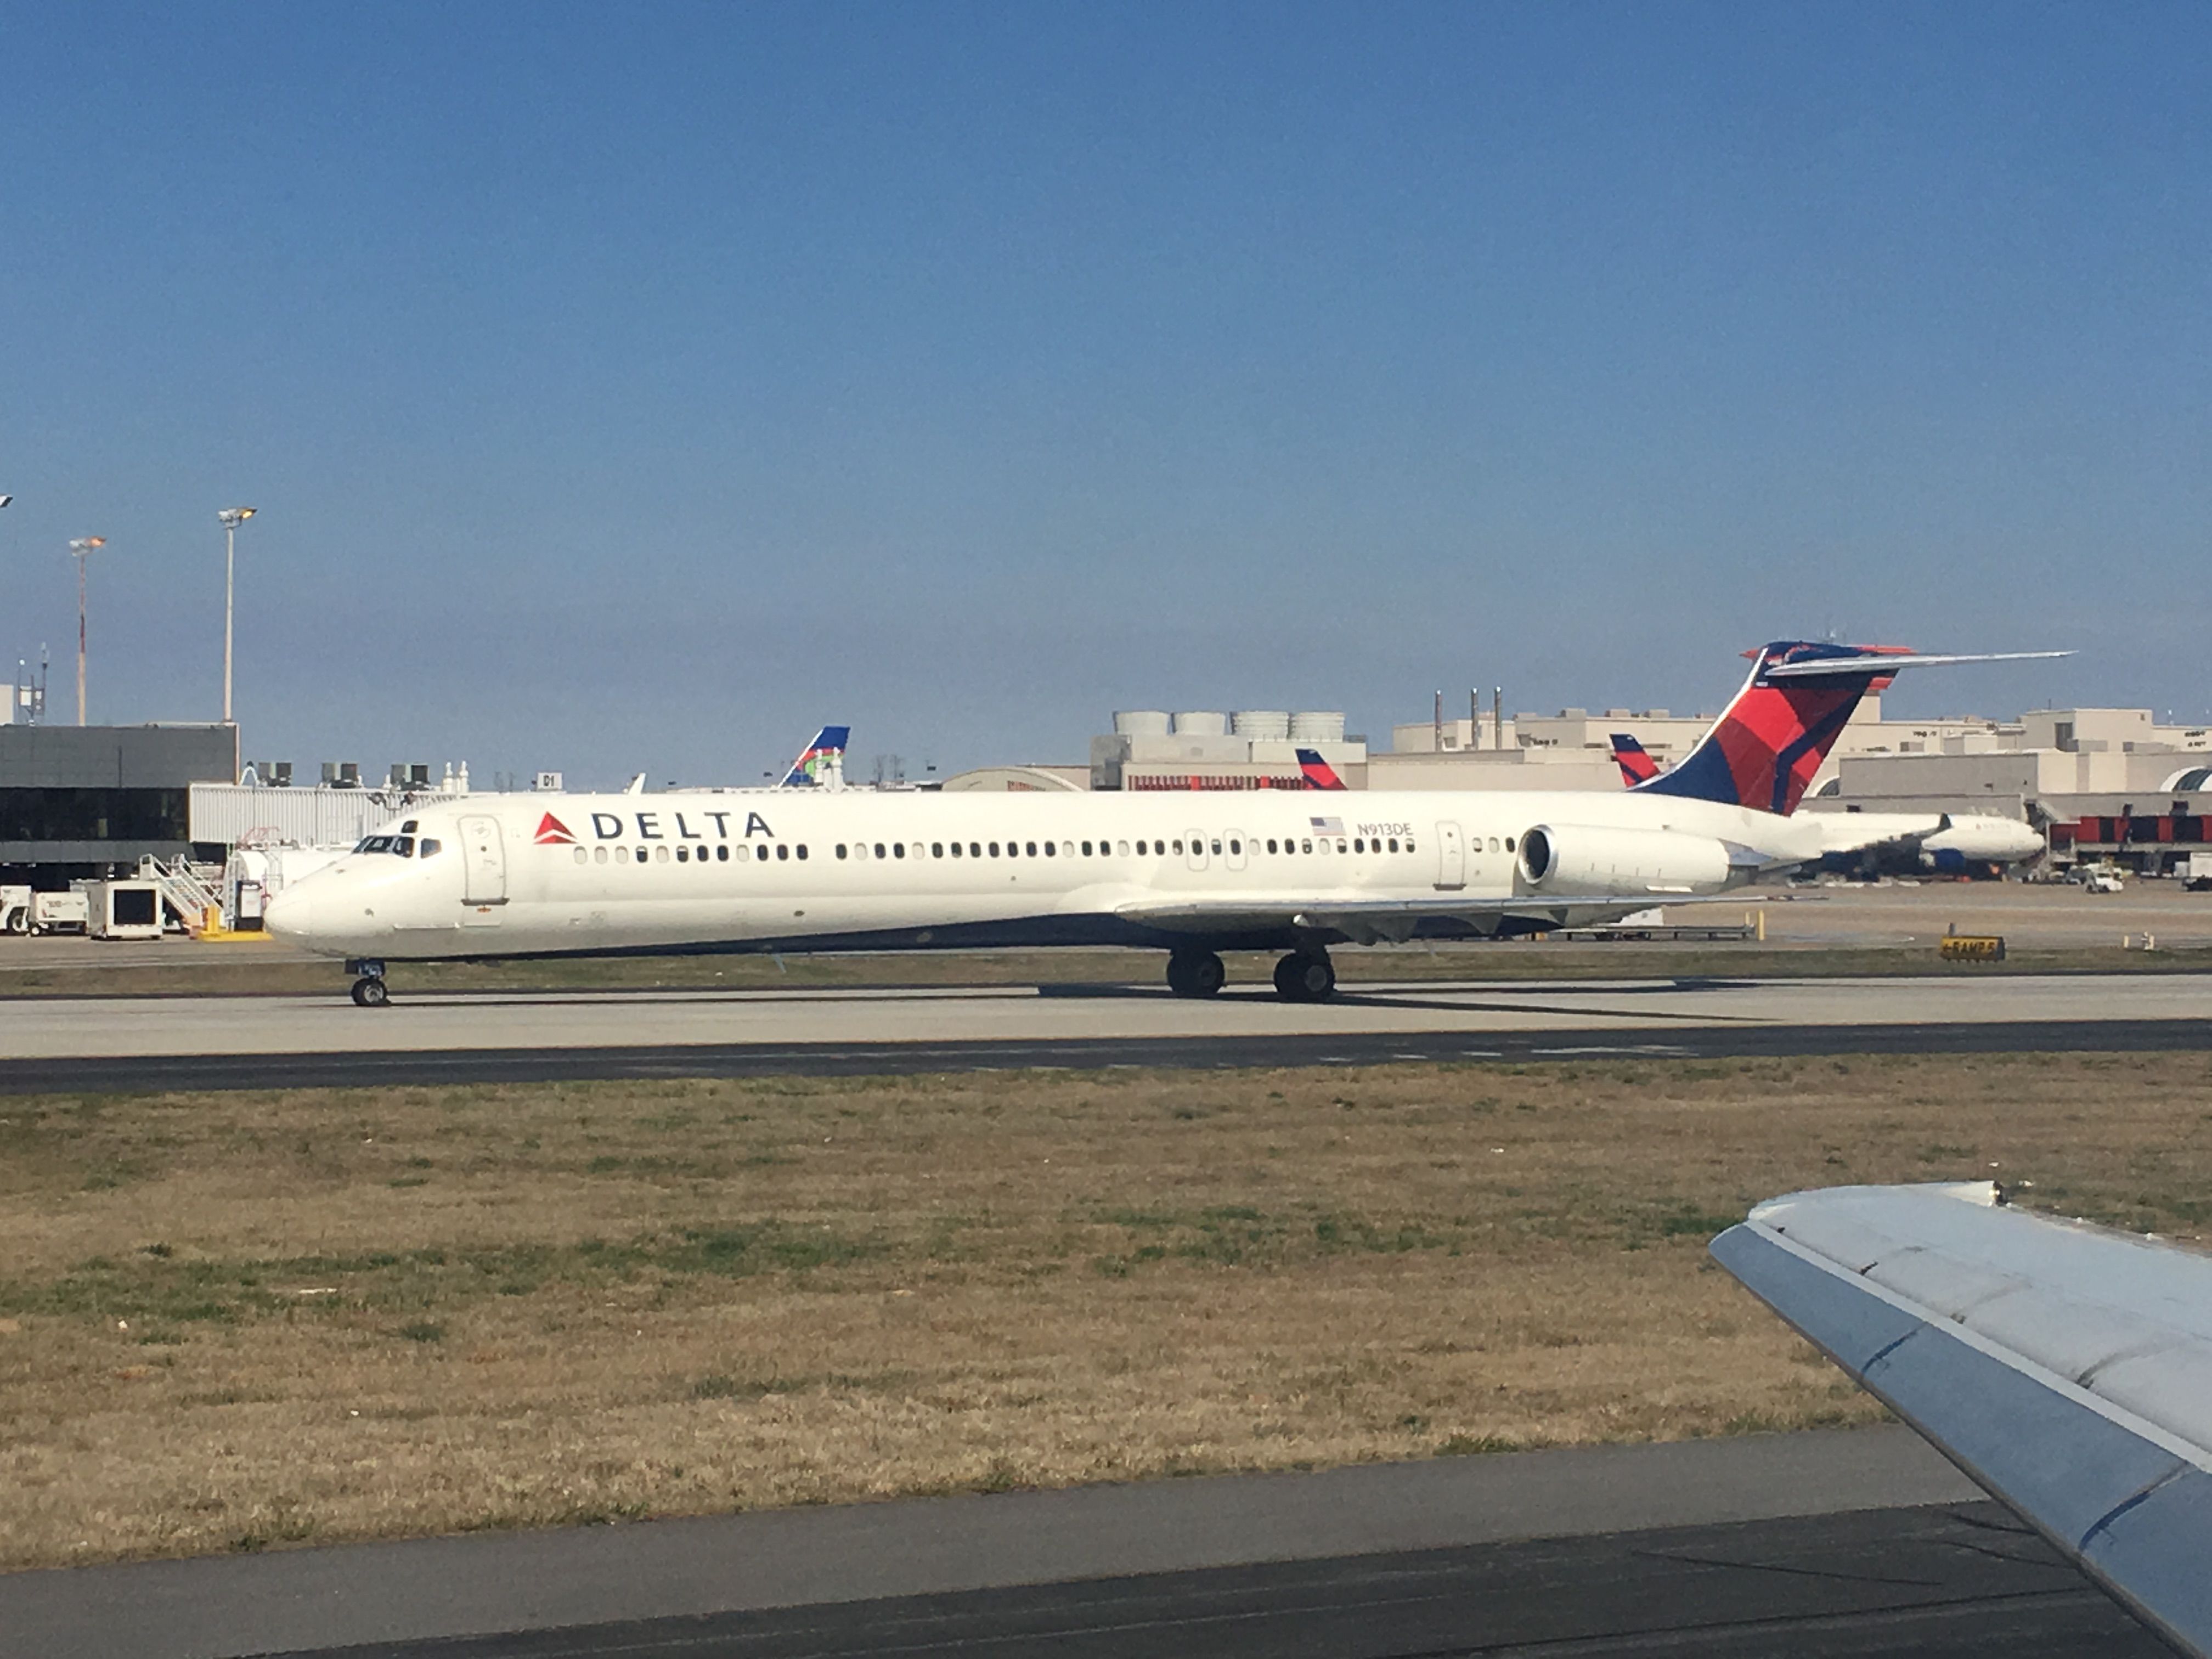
459, 814, 507, 919
1435, 822, 1465, 890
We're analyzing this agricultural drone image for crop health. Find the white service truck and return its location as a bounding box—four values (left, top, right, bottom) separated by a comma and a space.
0, 885, 30, 934
2185, 851, 2212, 893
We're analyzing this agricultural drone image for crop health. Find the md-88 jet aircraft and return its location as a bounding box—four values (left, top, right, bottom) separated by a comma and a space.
266, 641, 2063, 1006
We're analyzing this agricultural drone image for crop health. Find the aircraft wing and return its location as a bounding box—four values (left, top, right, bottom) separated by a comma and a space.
1116, 893, 1739, 943
1712, 1183, 2212, 1658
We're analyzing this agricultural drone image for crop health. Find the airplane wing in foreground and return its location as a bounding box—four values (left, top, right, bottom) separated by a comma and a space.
1712, 1182, 2212, 1658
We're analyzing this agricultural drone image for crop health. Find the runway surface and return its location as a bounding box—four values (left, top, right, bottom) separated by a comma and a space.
10, 1426, 2156, 1659
0, 972, 2204, 1092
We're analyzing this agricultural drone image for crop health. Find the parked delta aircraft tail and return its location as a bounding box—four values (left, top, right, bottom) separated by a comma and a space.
1295, 748, 1347, 790
1609, 735, 1660, 787
1632, 643, 2067, 816
779, 726, 849, 788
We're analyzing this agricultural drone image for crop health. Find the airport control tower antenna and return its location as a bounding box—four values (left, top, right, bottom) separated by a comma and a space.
69, 537, 106, 726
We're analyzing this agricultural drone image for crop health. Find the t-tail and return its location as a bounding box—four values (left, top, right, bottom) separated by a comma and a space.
1609, 733, 1661, 787
1295, 748, 1348, 791
778, 726, 850, 788
1633, 642, 2070, 816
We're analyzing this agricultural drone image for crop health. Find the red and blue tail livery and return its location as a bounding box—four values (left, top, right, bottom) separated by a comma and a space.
1609, 734, 1661, 787
1296, 748, 1347, 790
780, 726, 850, 788
1632, 642, 1914, 815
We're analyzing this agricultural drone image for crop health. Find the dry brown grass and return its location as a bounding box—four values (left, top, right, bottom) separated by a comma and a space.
1, 1052, 2207, 1570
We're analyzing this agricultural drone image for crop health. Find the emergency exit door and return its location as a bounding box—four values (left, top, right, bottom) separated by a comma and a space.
1435, 822, 1465, 889
459, 815, 507, 913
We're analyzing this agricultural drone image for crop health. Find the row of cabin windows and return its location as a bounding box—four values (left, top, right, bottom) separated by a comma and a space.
569, 843, 805, 865
563, 833, 1437, 867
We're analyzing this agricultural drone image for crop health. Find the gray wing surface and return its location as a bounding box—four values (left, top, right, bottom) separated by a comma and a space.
1712, 1182, 2212, 1657
1116, 894, 1741, 943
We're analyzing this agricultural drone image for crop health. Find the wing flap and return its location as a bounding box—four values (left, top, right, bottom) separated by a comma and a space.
1712, 1183, 2212, 1656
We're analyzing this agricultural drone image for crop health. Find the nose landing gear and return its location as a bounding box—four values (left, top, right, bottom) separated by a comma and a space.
1165, 949, 1226, 998
1272, 949, 1336, 1002
345, 959, 390, 1008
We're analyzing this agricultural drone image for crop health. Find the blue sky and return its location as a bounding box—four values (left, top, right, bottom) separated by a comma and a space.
3, 3, 2204, 785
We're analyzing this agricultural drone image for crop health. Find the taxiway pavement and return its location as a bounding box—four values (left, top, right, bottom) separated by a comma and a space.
11, 1426, 2124, 1659
0, 973, 2204, 1092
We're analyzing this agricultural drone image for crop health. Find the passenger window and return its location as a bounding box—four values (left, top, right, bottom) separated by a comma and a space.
989, 842, 1000, 857
400, 820, 418, 834
716, 845, 729, 861
1117, 840, 1131, 856
1301, 839, 1312, 853
1490, 837, 1502, 852
1209, 839, 1221, 855
970, 842, 983, 857
676, 846, 689, 862
1229, 839, 1240, 855
1081, 840, 1092, 856
894, 842, 906, 858
932, 842, 944, 857
950, 842, 963, 857
775, 844, 789, 861
1406, 839, 1416, 853
1389, 838, 1400, 853
836, 844, 848, 859
797, 845, 809, 860
1266, 839, 1277, 854
1043, 841, 1056, 857
1025, 841, 1037, 857
1354, 838, 1365, 854
874, 843, 887, 859
616, 846, 630, 864
595, 846, 609, 865
655, 845, 670, 862
1172, 839, 1183, 854
1135, 839, 1147, 855
572, 846, 588, 865
755, 844, 769, 861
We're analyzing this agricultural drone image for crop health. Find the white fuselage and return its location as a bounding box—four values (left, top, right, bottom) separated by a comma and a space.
263, 787, 1830, 963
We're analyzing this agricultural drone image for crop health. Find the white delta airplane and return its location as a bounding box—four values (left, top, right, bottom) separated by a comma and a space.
1607, 735, 2047, 875
266, 641, 2066, 1007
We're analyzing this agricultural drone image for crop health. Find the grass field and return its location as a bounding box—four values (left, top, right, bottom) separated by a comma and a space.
0, 937, 2207, 1001
1, 1052, 2207, 1570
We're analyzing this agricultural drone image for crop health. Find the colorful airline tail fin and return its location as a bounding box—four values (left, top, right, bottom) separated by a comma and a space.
1635, 642, 2069, 815
1633, 642, 1914, 815
779, 726, 850, 788
1609, 734, 1661, 787
1295, 748, 1348, 790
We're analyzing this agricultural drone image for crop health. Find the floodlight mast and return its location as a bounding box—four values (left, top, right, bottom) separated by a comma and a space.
68, 537, 108, 726
217, 507, 257, 723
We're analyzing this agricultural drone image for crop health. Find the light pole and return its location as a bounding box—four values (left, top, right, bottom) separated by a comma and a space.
69, 537, 108, 726
217, 508, 257, 723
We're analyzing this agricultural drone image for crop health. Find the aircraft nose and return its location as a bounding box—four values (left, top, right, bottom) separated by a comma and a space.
262, 885, 313, 945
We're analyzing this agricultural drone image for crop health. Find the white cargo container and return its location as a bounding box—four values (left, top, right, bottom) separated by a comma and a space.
85, 880, 165, 941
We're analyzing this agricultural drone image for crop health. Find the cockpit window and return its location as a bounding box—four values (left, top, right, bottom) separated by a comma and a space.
358, 836, 393, 853
353, 834, 419, 857
392, 837, 415, 857
420, 839, 441, 858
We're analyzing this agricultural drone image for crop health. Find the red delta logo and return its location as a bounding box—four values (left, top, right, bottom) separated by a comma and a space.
534, 812, 578, 845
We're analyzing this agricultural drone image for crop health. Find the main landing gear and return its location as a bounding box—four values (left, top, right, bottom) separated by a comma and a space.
1164, 947, 1338, 1001
346, 959, 390, 1008
1165, 949, 1226, 999
1272, 948, 1336, 1002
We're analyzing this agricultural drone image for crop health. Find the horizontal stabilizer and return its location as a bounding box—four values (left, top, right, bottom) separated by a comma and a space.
1761, 650, 2073, 679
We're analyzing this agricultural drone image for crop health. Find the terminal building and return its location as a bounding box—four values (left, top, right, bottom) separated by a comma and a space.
0, 724, 239, 880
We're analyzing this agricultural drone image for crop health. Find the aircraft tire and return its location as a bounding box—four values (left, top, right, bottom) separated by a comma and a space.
1166, 950, 1225, 999
351, 976, 390, 1008
1273, 951, 1336, 1002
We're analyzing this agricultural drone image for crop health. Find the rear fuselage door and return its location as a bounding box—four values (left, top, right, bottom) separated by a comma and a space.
459, 815, 507, 907
1435, 822, 1465, 890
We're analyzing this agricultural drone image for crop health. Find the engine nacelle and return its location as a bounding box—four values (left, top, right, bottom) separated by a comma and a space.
1517, 823, 1735, 896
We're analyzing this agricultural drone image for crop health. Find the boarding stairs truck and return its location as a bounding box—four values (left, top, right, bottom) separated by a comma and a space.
137, 856, 227, 935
